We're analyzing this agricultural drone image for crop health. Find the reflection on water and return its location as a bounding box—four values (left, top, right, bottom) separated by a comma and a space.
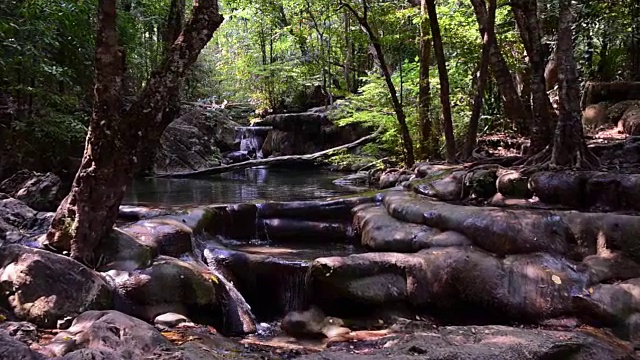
124, 168, 360, 206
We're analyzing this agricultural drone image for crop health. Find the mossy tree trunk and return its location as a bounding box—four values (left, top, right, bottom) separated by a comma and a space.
45, 0, 224, 264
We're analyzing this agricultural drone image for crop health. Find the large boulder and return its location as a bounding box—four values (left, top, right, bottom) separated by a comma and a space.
155, 108, 240, 174
258, 112, 368, 157
0, 170, 64, 212
0, 332, 43, 360
44, 310, 176, 358
383, 191, 572, 256
0, 245, 112, 328
353, 204, 456, 252
120, 219, 192, 258
0, 195, 53, 245
307, 248, 589, 321
103, 256, 218, 325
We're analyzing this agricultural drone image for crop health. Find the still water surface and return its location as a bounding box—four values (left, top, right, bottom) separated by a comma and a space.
123, 168, 360, 206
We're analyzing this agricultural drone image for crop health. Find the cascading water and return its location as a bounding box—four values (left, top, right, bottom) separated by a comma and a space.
236, 126, 272, 159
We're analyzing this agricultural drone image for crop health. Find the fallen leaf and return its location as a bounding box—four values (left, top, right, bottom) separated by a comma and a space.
0, 314, 6, 322
551, 275, 562, 285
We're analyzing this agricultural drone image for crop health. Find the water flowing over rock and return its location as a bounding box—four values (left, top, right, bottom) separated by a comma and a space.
257, 111, 369, 157
155, 108, 240, 174
236, 126, 271, 159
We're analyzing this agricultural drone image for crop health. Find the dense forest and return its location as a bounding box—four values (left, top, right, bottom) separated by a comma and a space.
4, 0, 640, 359
3, 0, 639, 176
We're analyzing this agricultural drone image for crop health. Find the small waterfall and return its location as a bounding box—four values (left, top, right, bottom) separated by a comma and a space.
236, 126, 272, 159
280, 263, 309, 314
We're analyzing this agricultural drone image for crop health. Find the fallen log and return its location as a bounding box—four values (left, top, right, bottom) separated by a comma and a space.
155, 125, 383, 178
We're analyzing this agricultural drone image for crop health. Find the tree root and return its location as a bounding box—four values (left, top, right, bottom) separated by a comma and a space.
517, 144, 600, 176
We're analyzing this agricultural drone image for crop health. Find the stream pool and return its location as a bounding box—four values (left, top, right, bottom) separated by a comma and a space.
123, 167, 362, 206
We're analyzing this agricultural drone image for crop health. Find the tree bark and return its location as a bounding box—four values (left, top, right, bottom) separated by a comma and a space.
470, 0, 531, 135
550, 0, 593, 167
425, 0, 455, 162
341, 1, 415, 167
464, 0, 496, 159
512, 0, 555, 154
137, 0, 186, 176
45, 0, 224, 263
418, 0, 433, 159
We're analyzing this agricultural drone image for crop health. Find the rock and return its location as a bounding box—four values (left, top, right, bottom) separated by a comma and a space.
0, 321, 38, 344
261, 218, 355, 244
258, 195, 377, 222
154, 312, 191, 328
529, 171, 585, 208
352, 204, 442, 252
95, 229, 155, 271
619, 101, 640, 135
0, 332, 43, 360
281, 306, 347, 338
45, 310, 176, 358
258, 112, 368, 157
202, 243, 308, 320
583, 102, 609, 130
406, 170, 465, 201
583, 252, 640, 284
60, 349, 125, 360
0, 170, 64, 212
307, 247, 588, 321
462, 166, 498, 199
496, 170, 531, 199
103, 256, 218, 324
298, 325, 636, 360
333, 172, 370, 188
573, 278, 640, 343
117, 206, 174, 221
155, 108, 240, 174
224, 150, 250, 163
379, 169, 414, 189
120, 219, 192, 258
383, 191, 571, 256
0, 196, 53, 245
196, 204, 258, 240
0, 245, 112, 328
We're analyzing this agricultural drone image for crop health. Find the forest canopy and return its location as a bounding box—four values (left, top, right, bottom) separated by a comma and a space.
1, 0, 639, 175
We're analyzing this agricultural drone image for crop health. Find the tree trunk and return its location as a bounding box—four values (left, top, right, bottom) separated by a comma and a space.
137, 0, 186, 176
341, 1, 415, 167
418, 0, 433, 159
425, 0, 455, 162
344, 10, 354, 93
512, 0, 555, 154
469, 0, 530, 135
45, 0, 224, 263
464, 0, 495, 159
550, 0, 593, 167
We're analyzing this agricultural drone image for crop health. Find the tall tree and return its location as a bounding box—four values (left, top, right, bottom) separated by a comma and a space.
137, 0, 186, 175
44, 0, 224, 263
418, 0, 433, 159
469, 0, 530, 134
512, 0, 555, 154
549, 0, 595, 167
464, 0, 496, 159
424, 0, 456, 162
339, 0, 415, 166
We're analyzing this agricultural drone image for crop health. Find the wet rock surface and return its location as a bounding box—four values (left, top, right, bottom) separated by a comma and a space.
3, 178, 640, 359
